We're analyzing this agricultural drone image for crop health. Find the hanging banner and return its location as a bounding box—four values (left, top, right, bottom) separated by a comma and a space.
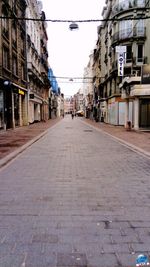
118, 53, 124, 76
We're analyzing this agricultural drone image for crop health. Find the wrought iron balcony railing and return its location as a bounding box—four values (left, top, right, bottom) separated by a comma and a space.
111, 27, 146, 45
112, 0, 147, 16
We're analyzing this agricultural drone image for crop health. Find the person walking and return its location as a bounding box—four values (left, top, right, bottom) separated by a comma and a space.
71, 113, 74, 119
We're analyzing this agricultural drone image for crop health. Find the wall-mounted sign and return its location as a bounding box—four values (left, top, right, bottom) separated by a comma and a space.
118, 53, 124, 76
19, 89, 25, 95
141, 65, 150, 84
116, 46, 126, 53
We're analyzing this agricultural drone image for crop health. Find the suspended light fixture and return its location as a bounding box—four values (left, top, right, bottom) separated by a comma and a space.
69, 22, 79, 31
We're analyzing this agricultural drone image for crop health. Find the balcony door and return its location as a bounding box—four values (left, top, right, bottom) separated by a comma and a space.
119, 20, 133, 39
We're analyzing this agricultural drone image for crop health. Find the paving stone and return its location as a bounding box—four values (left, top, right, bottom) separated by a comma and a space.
57, 252, 87, 267
0, 117, 150, 266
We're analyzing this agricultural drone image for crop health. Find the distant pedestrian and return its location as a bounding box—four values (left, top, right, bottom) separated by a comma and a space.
71, 113, 74, 119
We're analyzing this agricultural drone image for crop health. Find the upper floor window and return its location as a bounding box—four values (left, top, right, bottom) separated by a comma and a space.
2, 6, 9, 38
21, 35, 25, 57
21, 63, 26, 81
126, 45, 132, 63
2, 46, 10, 70
136, 19, 144, 36
119, 20, 133, 39
137, 0, 145, 7
137, 44, 143, 62
12, 21, 17, 47
12, 55, 18, 76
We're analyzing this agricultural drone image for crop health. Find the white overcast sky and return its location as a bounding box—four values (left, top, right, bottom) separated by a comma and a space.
41, 0, 105, 97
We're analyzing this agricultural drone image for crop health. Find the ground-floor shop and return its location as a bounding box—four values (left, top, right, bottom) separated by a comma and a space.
131, 90, 150, 130
28, 93, 49, 124
100, 97, 133, 126
0, 81, 28, 130
28, 94, 42, 124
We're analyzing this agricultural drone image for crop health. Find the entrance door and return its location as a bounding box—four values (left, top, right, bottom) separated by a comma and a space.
139, 99, 150, 128
14, 93, 19, 126
5, 89, 12, 129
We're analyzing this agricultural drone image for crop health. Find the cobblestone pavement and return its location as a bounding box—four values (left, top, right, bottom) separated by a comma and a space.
0, 118, 61, 160
84, 118, 150, 157
0, 116, 150, 267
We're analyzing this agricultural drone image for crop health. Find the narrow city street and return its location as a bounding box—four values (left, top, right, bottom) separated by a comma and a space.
0, 116, 150, 267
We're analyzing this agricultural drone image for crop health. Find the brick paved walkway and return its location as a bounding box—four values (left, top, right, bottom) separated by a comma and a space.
84, 118, 150, 156
0, 116, 150, 267
0, 118, 61, 160
0, 116, 149, 164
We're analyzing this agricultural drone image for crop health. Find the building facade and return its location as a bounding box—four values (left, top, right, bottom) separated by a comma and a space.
26, 0, 50, 124
0, 0, 28, 129
83, 54, 94, 119
93, 0, 150, 129
0, 0, 50, 129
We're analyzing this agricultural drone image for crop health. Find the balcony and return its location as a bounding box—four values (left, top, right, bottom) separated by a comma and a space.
111, 27, 146, 46
132, 56, 148, 65
112, 0, 147, 16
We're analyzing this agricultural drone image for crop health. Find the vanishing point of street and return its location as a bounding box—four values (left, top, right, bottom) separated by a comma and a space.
0, 117, 150, 267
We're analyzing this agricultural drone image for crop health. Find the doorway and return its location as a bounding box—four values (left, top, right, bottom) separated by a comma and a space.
139, 99, 150, 128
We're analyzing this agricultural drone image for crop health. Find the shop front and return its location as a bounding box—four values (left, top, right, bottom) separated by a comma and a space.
130, 85, 150, 130
139, 99, 150, 128
107, 97, 128, 125
0, 79, 28, 130
28, 93, 43, 124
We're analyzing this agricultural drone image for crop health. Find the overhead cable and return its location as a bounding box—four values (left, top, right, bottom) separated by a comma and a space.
1, 16, 150, 22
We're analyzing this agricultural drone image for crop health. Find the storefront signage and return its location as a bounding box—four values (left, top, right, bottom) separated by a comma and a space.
141, 65, 150, 84
19, 89, 25, 95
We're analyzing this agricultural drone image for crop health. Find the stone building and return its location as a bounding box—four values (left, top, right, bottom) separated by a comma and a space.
0, 0, 50, 129
94, 0, 150, 129
83, 54, 94, 119
0, 0, 28, 129
26, 0, 50, 124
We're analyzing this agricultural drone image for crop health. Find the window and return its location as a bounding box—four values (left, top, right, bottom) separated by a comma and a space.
137, 44, 143, 62
2, 46, 10, 69
2, 7, 9, 38
136, 19, 144, 36
12, 21, 17, 47
126, 45, 132, 63
21, 64, 25, 80
21, 35, 25, 57
12, 56, 18, 75
119, 20, 133, 39
137, 0, 145, 7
